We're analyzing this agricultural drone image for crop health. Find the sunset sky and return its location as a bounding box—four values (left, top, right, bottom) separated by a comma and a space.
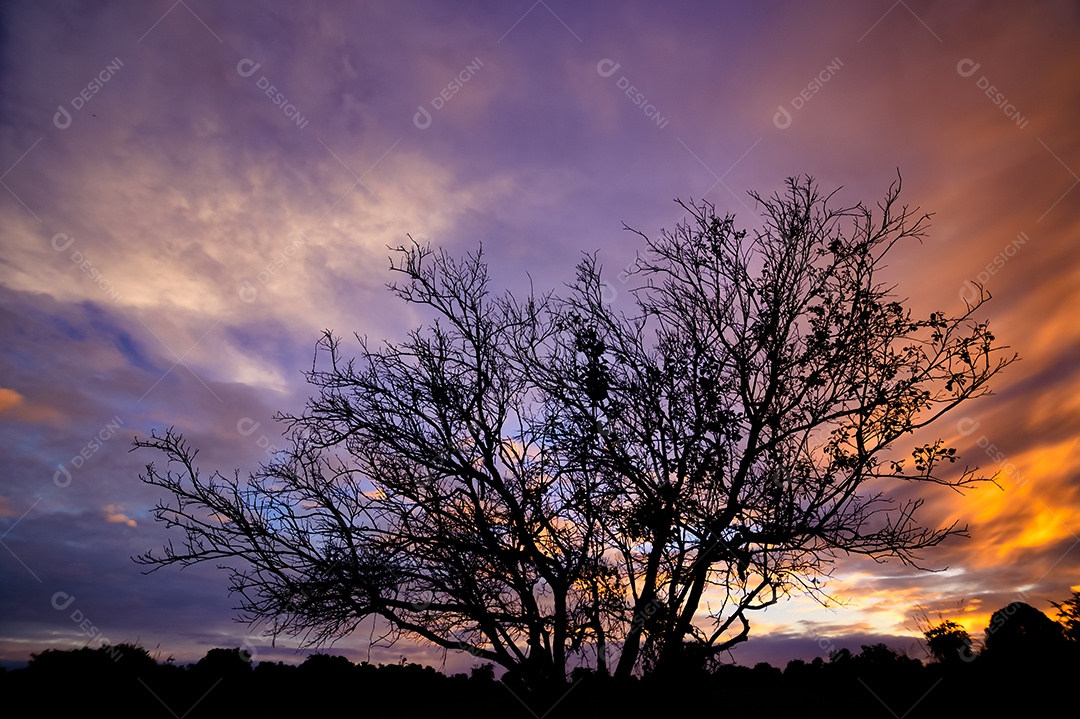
2, 0, 1079, 672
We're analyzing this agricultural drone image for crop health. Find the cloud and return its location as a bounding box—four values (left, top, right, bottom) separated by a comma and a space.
731, 628, 930, 668
0, 496, 19, 518
103, 504, 136, 528
0, 389, 21, 414
0, 387, 63, 424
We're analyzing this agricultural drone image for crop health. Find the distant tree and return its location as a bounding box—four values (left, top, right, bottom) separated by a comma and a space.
982, 602, 1067, 661
1050, 590, 1080, 642
828, 647, 853, 665
852, 642, 921, 671
751, 661, 782, 683
109, 643, 158, 675
192, 648, 253, 677
923, 619, 971, 664
299, 653, 353, 675
252, 660, 293, 679
27, 643, 151, 675
784, 658, 807, 675
29, 646, 109, 674
135, 175, 1015, 690
470, 662, 496, 682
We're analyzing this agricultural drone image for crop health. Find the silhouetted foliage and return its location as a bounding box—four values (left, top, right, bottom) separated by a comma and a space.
299, 652, 353, 676
751, 660, 782, 682
192, 646, 253, 678
784, 657, 808, 675
1051, 589, 1080, 642
134, 175, 1016, 691
849, 642, 924, 687
982, 602, 1068, 662
27, 642, 144, 674
829, 646, 853, 664
4, 622, 1078, 719
923, 618, 971, 664
470, 662, 496, 682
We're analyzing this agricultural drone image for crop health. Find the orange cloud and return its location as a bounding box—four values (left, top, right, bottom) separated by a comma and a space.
938, 439, 1080, 567
104, 504, 137, 528
0, 388, 23, 414
0, 388, 63, 423
0, 496, 18, 518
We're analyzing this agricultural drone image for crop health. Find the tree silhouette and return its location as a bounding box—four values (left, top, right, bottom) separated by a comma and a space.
192, 647, 253, 678
134, 175, 1015, 689
299, 653, 353, 674
1050, 589, 1080, 642
470, 662, 496, 682
27, 643, 151, 676
922, 618, 971, 664
982, 602, 1068, 662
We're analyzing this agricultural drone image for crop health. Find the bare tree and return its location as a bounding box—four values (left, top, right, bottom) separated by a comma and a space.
136, 245, 609, 690
135, 175, 1016, 688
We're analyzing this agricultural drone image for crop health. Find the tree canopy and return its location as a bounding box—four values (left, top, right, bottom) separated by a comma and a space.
135, 175, 1016, 690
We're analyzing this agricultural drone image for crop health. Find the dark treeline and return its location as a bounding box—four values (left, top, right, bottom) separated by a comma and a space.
4, 599, 1078, 717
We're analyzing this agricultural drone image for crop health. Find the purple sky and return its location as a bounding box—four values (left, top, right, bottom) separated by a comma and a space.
2, 0, 1079, 672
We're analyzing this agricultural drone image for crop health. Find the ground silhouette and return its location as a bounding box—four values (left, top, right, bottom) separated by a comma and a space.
5, 597, 1078, 717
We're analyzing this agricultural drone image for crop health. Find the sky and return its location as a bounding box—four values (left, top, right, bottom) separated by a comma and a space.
1, 0, 1079, 673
